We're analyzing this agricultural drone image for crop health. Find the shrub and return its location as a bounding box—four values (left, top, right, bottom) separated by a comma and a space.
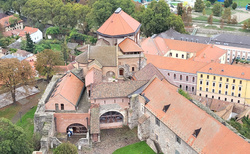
178, 88, 192, 100
205, 1, 211, 8
232, 2, 237, 10
54, 142, 77, 154
212, 3, 222, 17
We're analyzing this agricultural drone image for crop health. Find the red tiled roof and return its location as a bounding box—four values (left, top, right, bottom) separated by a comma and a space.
145, 54, 208, 74
198, 62, 250, 80
19, 26, 39, 37
0, 15, 22, 27
2, 29, 23, 37
143, 78, 250, 154
97, 9, 141, 37
46, 72, 84, 109
141, 37, 169, 56
194, 45, 226, 63
119, 38, 143, 53
164, 38, 208, 53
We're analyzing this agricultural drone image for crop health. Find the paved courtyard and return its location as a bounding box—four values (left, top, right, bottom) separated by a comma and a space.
79, 127, 140, 154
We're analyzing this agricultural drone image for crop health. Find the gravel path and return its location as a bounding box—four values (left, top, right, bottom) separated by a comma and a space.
79, 127, 140, 154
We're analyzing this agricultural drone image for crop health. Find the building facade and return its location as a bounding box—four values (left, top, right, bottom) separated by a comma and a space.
197, 63, 250, 105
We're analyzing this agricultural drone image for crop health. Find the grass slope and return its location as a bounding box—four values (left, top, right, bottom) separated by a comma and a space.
50, 44, 61, 51
16, 106, 37, 140
113, 141, 155, 154
0, 104, 21, 120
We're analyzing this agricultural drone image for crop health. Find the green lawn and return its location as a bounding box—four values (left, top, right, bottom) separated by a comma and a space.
235, 0, 249, 8
0, 104, 21, 120
16, 106, 37, 140
193, 16, 220, 22
51, 44, 61, 51
113, 141, 155, 154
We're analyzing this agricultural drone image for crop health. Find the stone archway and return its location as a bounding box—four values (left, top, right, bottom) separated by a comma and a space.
99, 111, 124, 129
66, 123, 87, 134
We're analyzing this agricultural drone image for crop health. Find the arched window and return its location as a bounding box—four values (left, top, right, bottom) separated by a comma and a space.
180, 75, 182, 80
119, 68, 124, 76
100, 111, 123, 124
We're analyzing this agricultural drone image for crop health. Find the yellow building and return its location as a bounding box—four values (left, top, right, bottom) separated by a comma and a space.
196, 63, 250, 105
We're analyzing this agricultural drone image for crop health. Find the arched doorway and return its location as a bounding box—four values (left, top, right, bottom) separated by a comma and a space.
106, 71, 115, 78
100, 111, 124, 129
66, 123, 87, 134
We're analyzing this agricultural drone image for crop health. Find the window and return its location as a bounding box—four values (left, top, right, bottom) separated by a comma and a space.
212, 89, 215, 93
155, 117, 160, 126
186, 76, 188, 81
174, 74, 176, 79
200, 80, 202, 85
240, 80, 242, 84
200, 87, 202, 91
192, 87, 194, 92
219, 90, 221, 94
207, 75, 209, 79
55, 103, 59, 110
220, 77, 222, 81
201, 74, 203, 78
170, 52, 172, 56
168, 73, 170, 76
176, 53, 178, 57
213, 76, 216, 80
238, 100, 240, 103
192, 77, 195, 82
213, 83, 215, 87
226, 78, 229, 82
119, 69, 124, 76
61, 104, 64, 110
179, 85, 182, 89
239, 87, 242, 91
218, 97, 220, 100
219, 83, 222, 88
199, 93, 201, 96
176, 135, 181, 144
225, 98, 227, 101
205, 94, 208, 98
232, 92, 234, 96
186, 86, 188, 91
132, 67, 135, 72
180, 75, 182, 80
206, 88, 208, 92
212, 95, 214, 99
232, 85, 235, 90
231, 99, 233, 102
233, 79, 235, 83
238, 93, 241, 97
226, 85, 228, 89
206, 81, 209, 86
225, 91, 228, 95
182, 54, 184, 58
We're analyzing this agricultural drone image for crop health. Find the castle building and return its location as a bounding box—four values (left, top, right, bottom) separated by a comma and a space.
0, 15, 23, 32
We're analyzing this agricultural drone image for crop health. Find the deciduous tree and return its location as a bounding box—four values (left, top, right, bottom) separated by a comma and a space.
166, 14, 185, 33
208, 13, 213, 25
35, 49, 64, 81
243, 19, 250, 30
194, 0, 205, 12
222, 8, 231, 24
177, 3, 184, 16
232, 2, 237, 10
0, 58, 34, 103
0, 118, 33, 154
54, 142, 77, 154
212, 3, 222, 17
224, 0, 230, 8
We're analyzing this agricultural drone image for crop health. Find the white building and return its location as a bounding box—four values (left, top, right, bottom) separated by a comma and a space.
19, 27, 43, 43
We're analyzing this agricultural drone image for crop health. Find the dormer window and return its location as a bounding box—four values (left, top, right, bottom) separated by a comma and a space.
163, 104, 170, 113
192, 128, 201, 138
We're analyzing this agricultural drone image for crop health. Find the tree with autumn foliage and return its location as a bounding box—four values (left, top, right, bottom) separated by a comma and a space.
35, 49, 64, 81
0, 58, 34, 103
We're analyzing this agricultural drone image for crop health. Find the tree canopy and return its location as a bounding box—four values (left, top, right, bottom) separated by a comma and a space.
0, 118, 33, 154
166, 14, 185, 33
194, 0, 205, 12
0, 58, 34, 103
212, 3, 222, 17
35, 49, 64, 81
54, 142, 78, 154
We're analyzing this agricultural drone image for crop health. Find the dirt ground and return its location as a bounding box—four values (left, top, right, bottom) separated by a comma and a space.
79, 127, 140, 154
